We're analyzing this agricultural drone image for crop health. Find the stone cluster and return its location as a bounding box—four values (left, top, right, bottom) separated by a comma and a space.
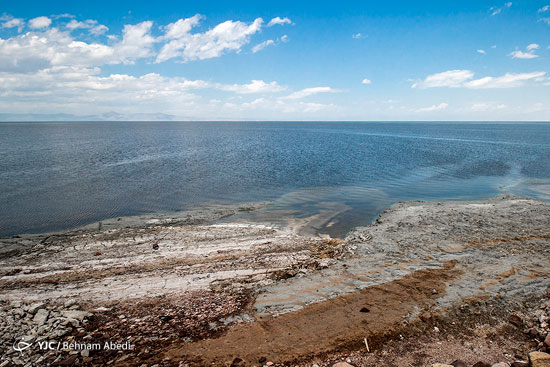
1, 300, 92, 366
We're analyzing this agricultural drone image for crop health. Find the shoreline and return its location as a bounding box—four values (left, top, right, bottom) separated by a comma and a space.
1, 195, 550, 366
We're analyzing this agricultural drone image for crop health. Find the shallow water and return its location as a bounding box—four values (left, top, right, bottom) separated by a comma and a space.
1, 121, 549, 237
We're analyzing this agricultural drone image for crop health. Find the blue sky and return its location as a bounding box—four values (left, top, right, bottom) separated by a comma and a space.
1, 0, 549, 120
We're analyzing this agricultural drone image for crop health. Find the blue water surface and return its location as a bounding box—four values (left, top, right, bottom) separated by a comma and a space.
1, 121, 549, 237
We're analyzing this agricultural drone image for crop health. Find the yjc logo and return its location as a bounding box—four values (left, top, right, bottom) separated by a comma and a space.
12, 341, 33, 355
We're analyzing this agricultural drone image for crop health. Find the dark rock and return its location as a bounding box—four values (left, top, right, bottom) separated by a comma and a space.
525, 328, 540, 338
545, 333, 550, 347
152, 243, 159, 250
231, 357, 243, 366
510, 362, 529, 367
360, 307, 370, 313
159, 315, 173, 322
450, 360, 468, 367
472, 362, 491, 367
509, 314, 523, 328
258, 357, 267, 364
140, 352, 152, 360
56, 355, 78, 366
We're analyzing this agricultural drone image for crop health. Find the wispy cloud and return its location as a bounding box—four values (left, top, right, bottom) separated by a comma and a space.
510, 44, 539, 59
251, 35, 289, 53
267, 17, 292, 27
471, 102, 507, 111
217, 80, 287, 94
416, 103, 448, 112
252, 39, 275, 53
361, 78, 371, 85
477, 49, 486, 54
1, 16, 24, 32
282, 87, 339, 99
66, 19, 109, 35
412, 70, 546, 89
490, 2, 512, 16
412, 70, 474, 88
352, 33, 367, 39
538, 5, 550, 12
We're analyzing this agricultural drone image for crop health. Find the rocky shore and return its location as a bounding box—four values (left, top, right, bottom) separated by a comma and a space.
1, 195, 549, 366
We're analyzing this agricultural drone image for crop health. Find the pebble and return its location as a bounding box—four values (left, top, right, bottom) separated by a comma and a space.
332, 363, 354, 367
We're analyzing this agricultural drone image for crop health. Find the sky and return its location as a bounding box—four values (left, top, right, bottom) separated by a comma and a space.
1, 0, 549, 121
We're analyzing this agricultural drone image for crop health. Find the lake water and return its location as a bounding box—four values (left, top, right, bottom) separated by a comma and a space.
1, 121, 549, 238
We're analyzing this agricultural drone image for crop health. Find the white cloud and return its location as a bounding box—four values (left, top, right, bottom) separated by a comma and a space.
115, 21, 156, 62
412, 70, 475, 88
413, 70, 546, 89
66, 19, 109, 35
361, 78, 371, 85
2, 17, 24, 32
526, 43, 540, 50
267, 17, 292, 27
464, 72, 546, 88
471, 102, 507, 111
156, 16, 263, 62
477, 49, 486, 54
218, 80, 286, 94
251, 35, 289, 53
352, 33, 366, 39
282, 86, 339, 99
28, 16, 51, 29
538, 5, 550, 12
510, 50, 538, 59
417, 103, 448, 112
252, 39, 275, 53
490, 2, 511, 16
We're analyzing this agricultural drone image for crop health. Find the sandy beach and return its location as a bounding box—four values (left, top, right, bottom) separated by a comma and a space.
1, 195, 550, 366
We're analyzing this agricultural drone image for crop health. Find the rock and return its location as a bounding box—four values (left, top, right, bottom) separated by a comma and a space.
65, 318, 80, 328
473, 363, 491, 367
60, 310, 91, 321
64, 299, 77, 308
530, 352, 550, 367
491, 363, 509, 367
333, 363, 354, 367
360, 307, 370, 313
525, 328, 540, 337
81, 349, 90, 357
545, 334, 550, 348
33, 308, 49, 325
152, 243, 159, 250
56, 355, 78, 366
27, 302, 45, 315
432, 365, 453, 367
509, 314, 523, 328
451, 360, 468, 367
510, 362, 529, 367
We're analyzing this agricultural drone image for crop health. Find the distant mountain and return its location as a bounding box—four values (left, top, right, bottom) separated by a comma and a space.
0, 111, 182, 122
